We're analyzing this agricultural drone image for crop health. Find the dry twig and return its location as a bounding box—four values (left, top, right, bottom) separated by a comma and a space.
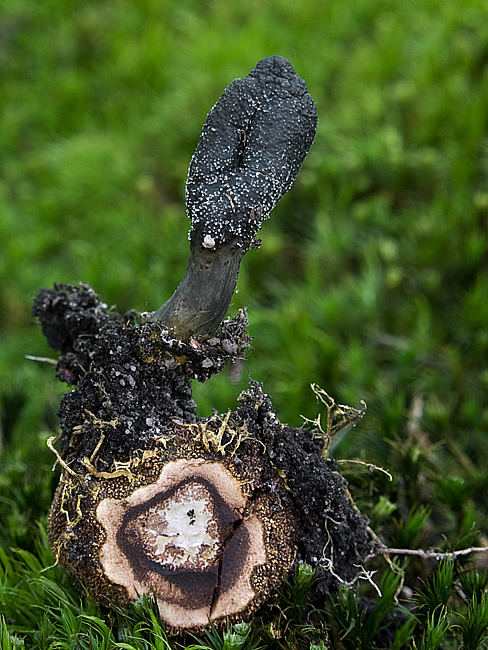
374, 545, 488, 561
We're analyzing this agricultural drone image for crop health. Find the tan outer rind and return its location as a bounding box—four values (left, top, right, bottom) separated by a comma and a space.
96, 460, 266, 629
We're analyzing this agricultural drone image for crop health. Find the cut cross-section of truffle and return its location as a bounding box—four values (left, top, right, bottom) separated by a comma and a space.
96, 460, 266, 629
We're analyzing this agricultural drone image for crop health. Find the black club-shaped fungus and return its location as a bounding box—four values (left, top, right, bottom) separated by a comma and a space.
186, 55, 318, 248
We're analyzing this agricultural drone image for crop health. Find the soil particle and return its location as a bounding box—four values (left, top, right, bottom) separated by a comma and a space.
33, 284, 251, 466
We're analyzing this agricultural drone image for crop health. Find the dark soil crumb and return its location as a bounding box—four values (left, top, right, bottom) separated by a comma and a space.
33, 283, 251, 465
231, 380, 375, 591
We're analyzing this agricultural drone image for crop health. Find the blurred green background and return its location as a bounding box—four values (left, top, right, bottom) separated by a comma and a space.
1, 0, 488, 617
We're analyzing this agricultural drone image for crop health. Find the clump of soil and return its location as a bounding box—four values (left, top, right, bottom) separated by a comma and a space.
33, 283, 375, 634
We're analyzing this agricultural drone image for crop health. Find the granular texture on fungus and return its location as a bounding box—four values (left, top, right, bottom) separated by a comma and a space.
34, 283, 374, 633
33, 56, 375, 635
186, 55, 318, 247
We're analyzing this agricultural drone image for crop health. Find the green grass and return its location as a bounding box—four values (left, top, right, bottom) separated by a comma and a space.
1, 0, 488, 647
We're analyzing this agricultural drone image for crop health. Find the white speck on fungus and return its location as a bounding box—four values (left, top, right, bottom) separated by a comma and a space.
202, 235, 216, 249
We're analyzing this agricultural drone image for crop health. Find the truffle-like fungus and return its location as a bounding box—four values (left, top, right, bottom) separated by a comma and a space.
34, 57, 375, 635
